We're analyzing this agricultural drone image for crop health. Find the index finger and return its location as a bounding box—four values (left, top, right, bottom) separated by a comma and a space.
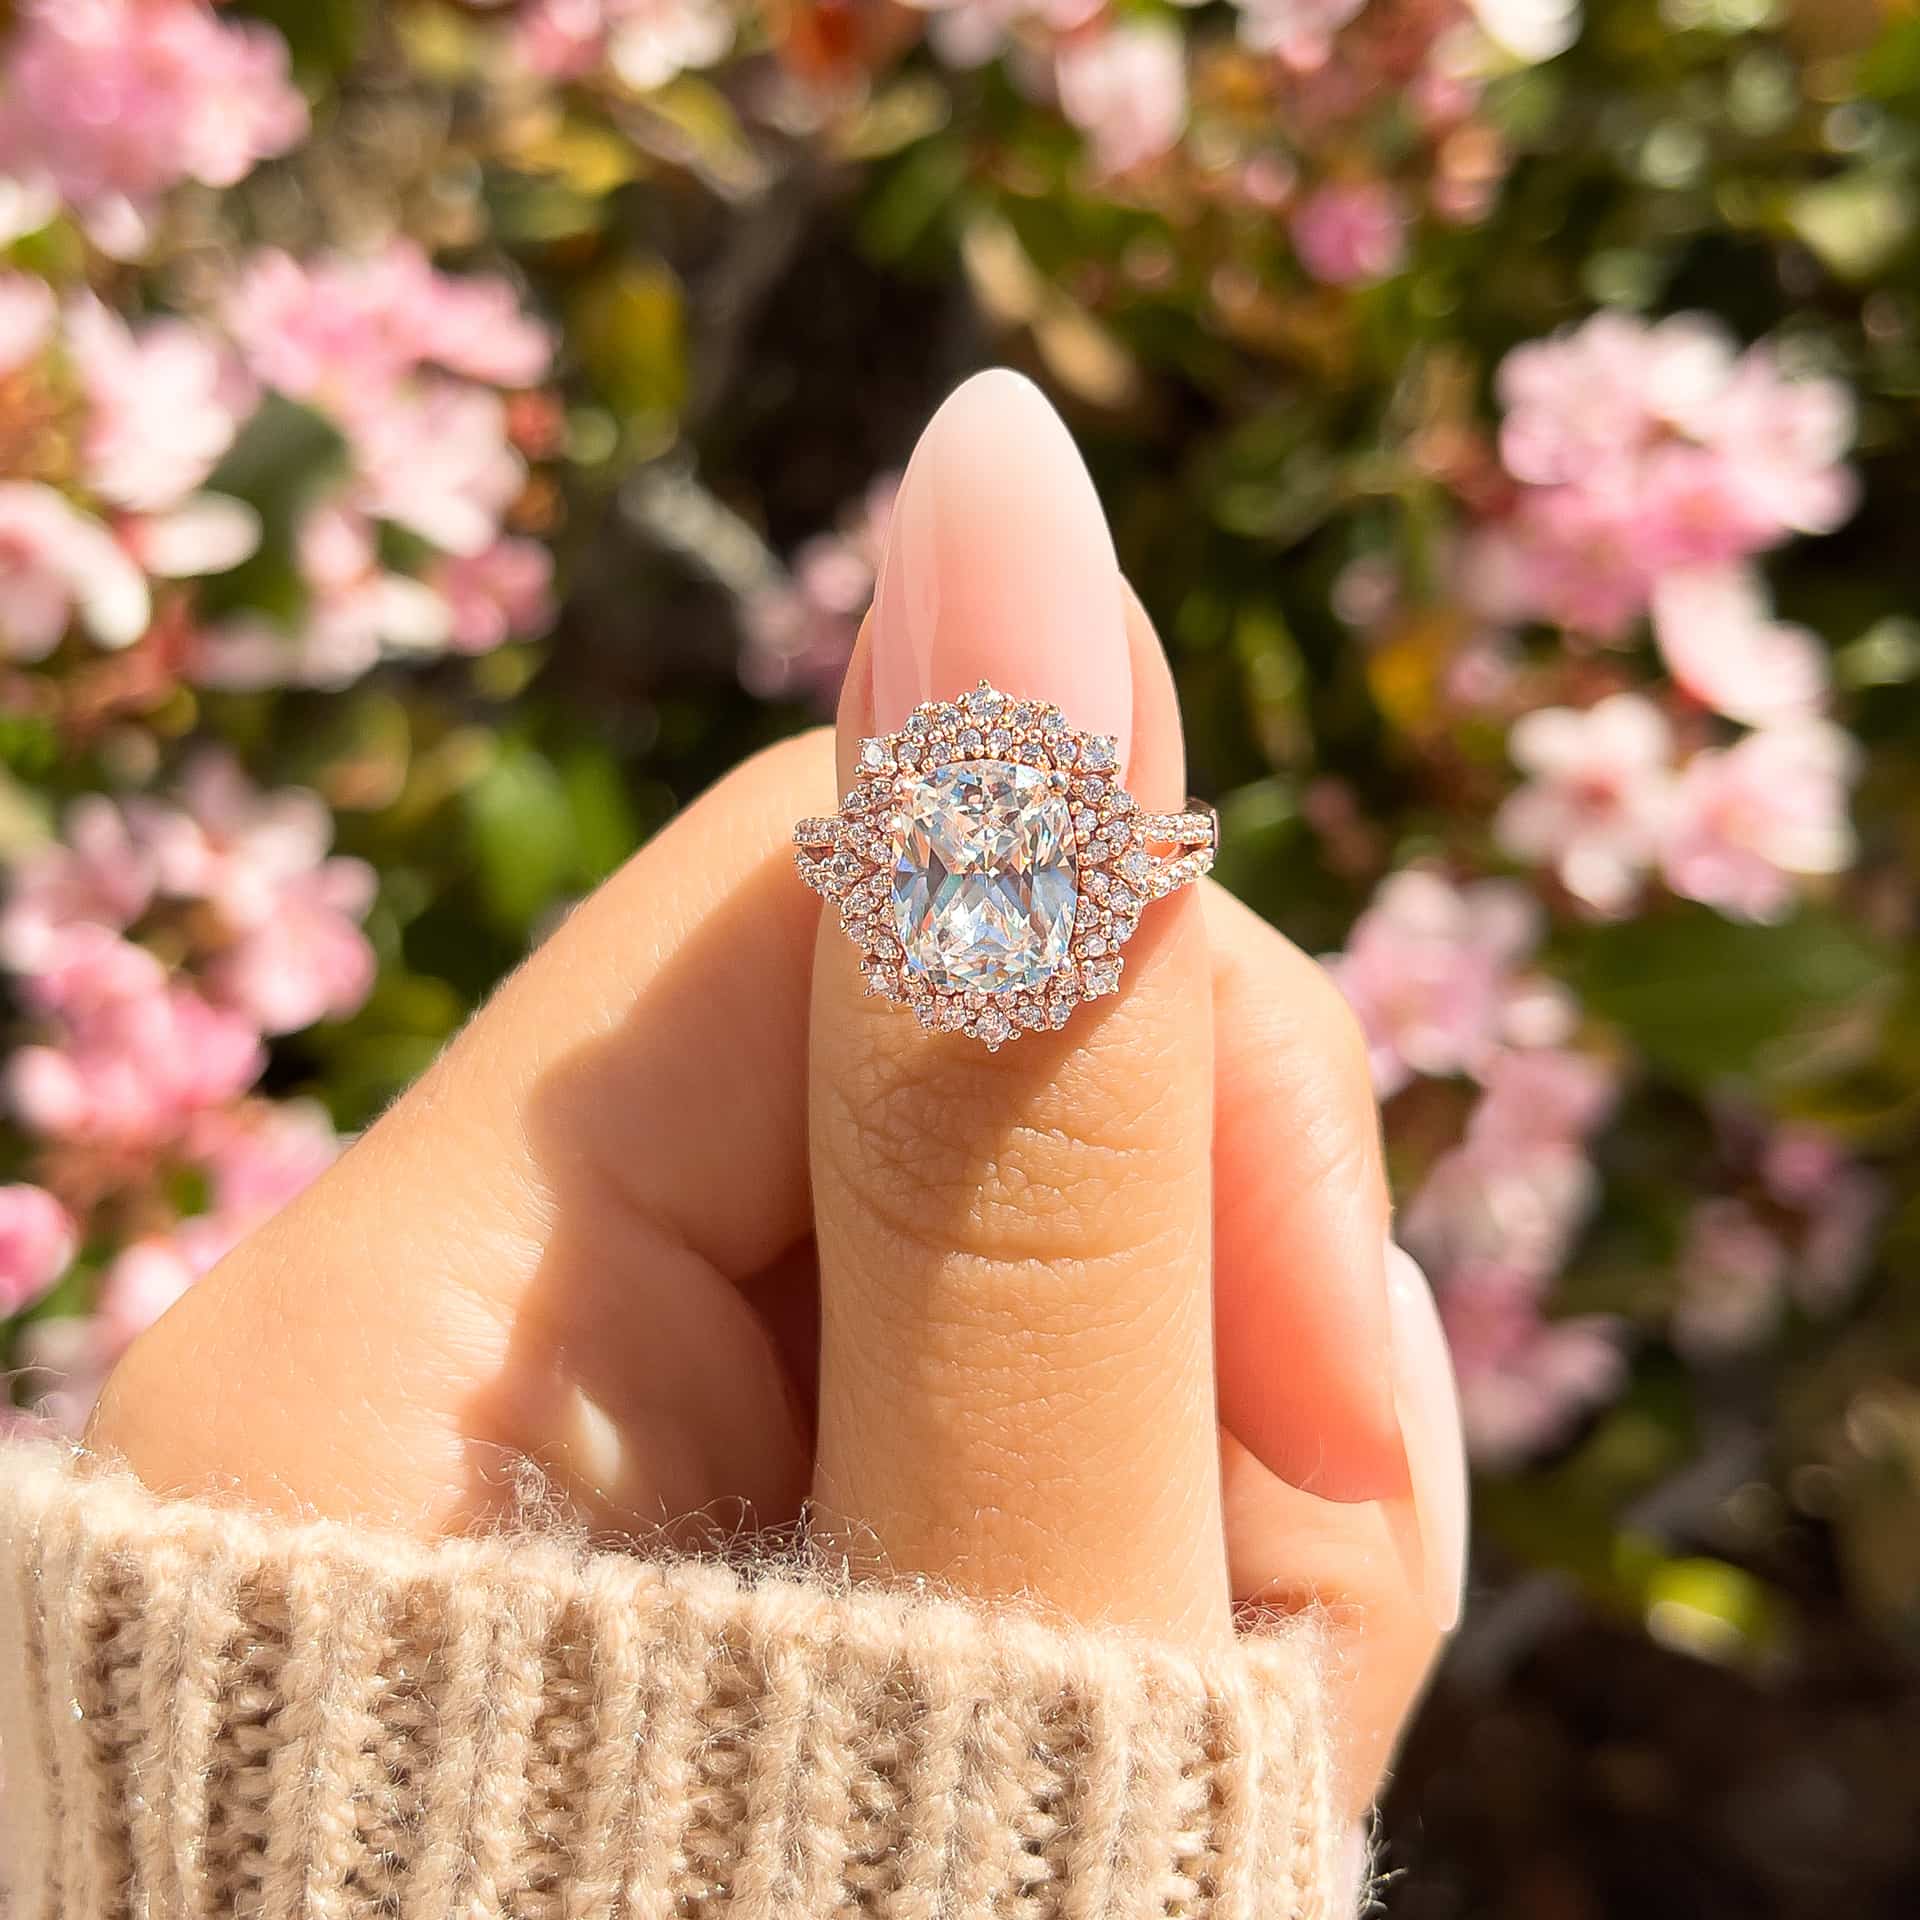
93, 731, 831, 1534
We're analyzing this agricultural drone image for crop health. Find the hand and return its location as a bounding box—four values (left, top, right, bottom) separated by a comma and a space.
91, 370, 1466, 1825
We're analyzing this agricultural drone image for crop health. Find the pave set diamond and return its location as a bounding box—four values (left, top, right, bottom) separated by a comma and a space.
796, 682, 1217, 1049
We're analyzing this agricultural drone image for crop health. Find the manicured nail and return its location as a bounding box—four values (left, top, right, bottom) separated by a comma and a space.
870, 369, 1132, 762
1383, 1242, 1468, 1632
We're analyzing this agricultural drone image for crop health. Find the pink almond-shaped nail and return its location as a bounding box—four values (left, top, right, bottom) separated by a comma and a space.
1382, 1242, 1469, 1632
870, 369, 1132, 765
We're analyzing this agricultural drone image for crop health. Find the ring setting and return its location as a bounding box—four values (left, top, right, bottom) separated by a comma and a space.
795, 681, 1217, 1050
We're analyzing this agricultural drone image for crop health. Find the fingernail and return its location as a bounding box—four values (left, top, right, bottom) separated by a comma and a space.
1383, 1242, 1468, 1632
871, 369, 1131, 762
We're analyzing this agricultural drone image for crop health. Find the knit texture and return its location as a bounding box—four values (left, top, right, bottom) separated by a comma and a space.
0, 1443, 1341, 1920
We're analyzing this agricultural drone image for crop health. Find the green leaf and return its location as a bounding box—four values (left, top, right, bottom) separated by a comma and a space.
570, 262, 686, 440
1563, 907, 1897, 1089
559, 742, 641, 888
463, 739, 577, 936
197, 395, 351, 627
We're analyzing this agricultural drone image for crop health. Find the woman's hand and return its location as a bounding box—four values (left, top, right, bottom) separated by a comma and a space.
90, 371, 1465, 1823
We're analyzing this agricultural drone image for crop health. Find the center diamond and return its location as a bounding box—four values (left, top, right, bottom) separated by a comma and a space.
889, 761, 1078, 995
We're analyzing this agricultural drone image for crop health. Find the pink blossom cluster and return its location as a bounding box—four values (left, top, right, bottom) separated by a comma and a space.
1404, 1049, 1626, 1465
3, 755, 375, 1143
1472, 313, 1856, 641
513, 0, 734, 87
1325, 869, 1573, 1098
1673, 1121, 1883, 1360
741, 476, 897, 708
1328, 874, 1624, 1461
13, 1099, 340, 1434
198, 241, 557, 689
0, 759, 368, 1427
0, 286, 257, 663
0, 0, 307, 257
0, 1181, 74, 1318
0, 240, 555, 685
897, 0, 1572, 207
1471, 312, 1862, 921
1055, 18, 1189, 177
1496, 692, 1859, 922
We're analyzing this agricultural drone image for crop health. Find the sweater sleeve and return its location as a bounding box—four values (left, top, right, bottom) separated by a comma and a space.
0, 1440, 1345, 1920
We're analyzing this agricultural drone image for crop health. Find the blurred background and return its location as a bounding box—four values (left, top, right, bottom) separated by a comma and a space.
1, 0, 1917, 1912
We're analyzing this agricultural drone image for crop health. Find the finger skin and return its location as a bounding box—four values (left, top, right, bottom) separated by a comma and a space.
1204, 882, 1404, 1502
1223, 1435, 1449, 1820
92, 732, 834, 1536
1203, 893, 1461, 1818
809, 371, 1231, 1646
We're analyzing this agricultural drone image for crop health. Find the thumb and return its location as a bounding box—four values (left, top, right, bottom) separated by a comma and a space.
804, 371, 1231, 1645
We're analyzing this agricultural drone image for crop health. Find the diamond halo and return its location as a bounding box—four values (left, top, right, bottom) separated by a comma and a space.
794, 681, 1218, 1050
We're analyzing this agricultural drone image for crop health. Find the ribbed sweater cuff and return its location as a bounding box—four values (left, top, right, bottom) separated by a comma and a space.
0, 1442, 1342, 1920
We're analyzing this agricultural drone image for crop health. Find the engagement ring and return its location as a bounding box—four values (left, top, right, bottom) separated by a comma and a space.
795, 681, 1217, 1049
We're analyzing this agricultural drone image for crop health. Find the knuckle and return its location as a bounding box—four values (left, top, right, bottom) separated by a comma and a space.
816, 1009, 1201, 1278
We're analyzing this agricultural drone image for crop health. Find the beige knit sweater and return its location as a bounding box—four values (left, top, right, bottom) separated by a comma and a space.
0, 1443, 1345, 1920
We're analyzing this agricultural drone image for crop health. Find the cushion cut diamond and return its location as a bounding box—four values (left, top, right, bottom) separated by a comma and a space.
889, 761, 1077, 995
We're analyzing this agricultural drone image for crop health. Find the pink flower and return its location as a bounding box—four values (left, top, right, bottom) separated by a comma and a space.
0, 796, 154, 976
431, 537, 555, 654
0, 270, 54, 376
516, 0, 734, 87
899, 0, 1100, 69
1437, 1262, 1625, 1466
9, 975, 264, 1149
137, 753, 333, 925
225, 243, 550, 414
348, 382, 524, 557
391, 247, 553, 389
119, 494, 261, 579
1465, 482, 1652, 642
0, 0, 305, 246
1232, 0, 1366, 70
175, 1097, 339, 1268
196, 1098, 338, 1226
207, 858, 376, 1035
1403, 1051, 1616, 1291
1327, 870, 1572, 1095
1497, 312, 1735, 488
0, 480, 149, 658
1650, 568, 1828, 727
10, 923, 162, 1019
1711, 346, 1858, 540
231, 502, 455, 686
741, 476, 895, 706
1661, 720, 1859, 922
0, 1183, 75, 1315
125, 751, 378, 1034
1055, 21, 1188, 177
1483, 313, 1857, 638
1673, 1197, 1790, 1358
1290, 181, 1408, 286
66, 297, 256, 513
1469, 1046, 1619, 1150
1495, 692, 1676, 913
